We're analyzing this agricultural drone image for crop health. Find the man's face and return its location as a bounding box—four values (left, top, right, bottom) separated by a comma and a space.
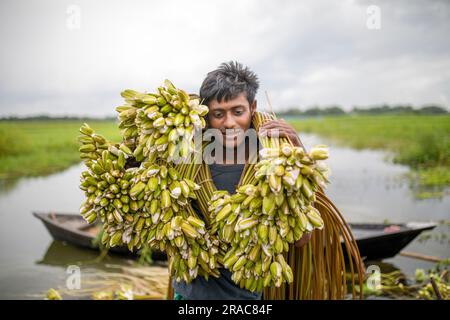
207, 92, 256, 149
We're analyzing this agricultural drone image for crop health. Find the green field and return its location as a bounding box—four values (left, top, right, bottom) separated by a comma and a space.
0, 120, 120, 179
288, 115, 450, 196
1, 115, 449, 198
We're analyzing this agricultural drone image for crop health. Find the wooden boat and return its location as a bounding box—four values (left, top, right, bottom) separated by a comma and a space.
33, 212, 167, 261
33, 212, 437, 261
347, 221, 436, 261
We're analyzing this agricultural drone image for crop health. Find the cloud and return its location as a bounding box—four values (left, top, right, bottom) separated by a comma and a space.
0, 0, 449, 116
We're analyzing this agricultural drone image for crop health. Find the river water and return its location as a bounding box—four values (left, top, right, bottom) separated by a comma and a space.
0, 133, 448, 299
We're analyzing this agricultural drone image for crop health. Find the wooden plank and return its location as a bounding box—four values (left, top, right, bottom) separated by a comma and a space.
399, 251, 442, 263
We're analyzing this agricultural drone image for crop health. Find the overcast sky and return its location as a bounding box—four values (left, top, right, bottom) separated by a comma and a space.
1, 0, 449, 117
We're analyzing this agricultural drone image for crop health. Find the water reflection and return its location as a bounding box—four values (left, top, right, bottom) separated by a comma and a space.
0, 178, 21, 195
36, 240, 135, 269
0, 133, 448, 299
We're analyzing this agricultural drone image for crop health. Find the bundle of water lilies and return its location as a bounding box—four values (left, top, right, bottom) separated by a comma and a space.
78, 80, 364, 300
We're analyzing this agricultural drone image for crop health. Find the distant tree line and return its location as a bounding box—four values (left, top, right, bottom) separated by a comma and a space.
0, 115, 117, 121
0, 104, 448, 121
276, 104, 448, 117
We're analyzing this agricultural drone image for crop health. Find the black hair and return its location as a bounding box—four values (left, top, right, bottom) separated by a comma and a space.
199, 61, 260, 106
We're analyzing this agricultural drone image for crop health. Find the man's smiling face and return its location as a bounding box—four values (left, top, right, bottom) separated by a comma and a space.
207, 92, 256, 149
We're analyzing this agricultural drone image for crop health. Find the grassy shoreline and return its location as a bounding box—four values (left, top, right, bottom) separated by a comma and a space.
1, 116, 449, 199
0, 121, 120, 179
288, 114, 450, 197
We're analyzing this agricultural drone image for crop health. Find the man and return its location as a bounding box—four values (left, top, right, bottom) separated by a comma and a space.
172, 61, 311, 300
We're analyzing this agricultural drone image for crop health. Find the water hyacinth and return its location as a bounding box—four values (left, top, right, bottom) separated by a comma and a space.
79, 81, 364, 299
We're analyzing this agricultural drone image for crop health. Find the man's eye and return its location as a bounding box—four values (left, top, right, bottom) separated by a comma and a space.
234, 110, 243, 115
214, 112, 223, 118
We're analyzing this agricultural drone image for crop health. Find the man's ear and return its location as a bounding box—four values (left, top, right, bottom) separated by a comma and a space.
250, 100, 257, 116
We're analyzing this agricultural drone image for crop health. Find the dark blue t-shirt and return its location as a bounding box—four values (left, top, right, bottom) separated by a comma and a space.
172, 163, 263, 300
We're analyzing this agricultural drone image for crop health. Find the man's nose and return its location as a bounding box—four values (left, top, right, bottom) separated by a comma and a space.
223, 114, 236, 129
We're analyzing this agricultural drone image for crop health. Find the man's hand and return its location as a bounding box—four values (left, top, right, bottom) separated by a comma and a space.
259, 119, 305, 150
294, 232, 312, 248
